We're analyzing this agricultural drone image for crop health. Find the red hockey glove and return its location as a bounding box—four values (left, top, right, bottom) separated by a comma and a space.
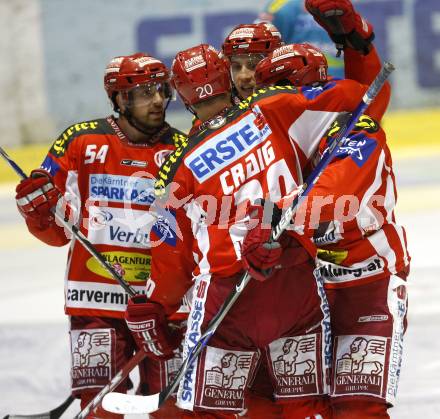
241, 199, 312, 281
241, 201, 284, 282
15, 169, 62, 229
125, 295, 183, 360
305, 0, 374, 55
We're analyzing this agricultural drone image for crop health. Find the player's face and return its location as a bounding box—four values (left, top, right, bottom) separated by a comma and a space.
230, 54, 266, 100
123, 82, 173, 128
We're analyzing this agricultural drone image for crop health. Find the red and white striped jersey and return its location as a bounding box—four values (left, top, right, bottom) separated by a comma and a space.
297, 115, 410, 287
152, 80, 369, 282
26, 116, 190, 318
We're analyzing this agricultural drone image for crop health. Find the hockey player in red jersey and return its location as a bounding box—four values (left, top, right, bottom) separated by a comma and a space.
133, 39, 391, 418
221, 1, 389, 115
188, 22, 282, 136
15, 53, 190, 418
255, 40, 410, 419
221, 22, 283, 101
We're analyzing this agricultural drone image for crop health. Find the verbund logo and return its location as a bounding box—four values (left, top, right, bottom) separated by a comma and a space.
87, 206, 156, 249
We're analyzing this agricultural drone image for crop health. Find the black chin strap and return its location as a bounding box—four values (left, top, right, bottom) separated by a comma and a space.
120, 96, 172, 143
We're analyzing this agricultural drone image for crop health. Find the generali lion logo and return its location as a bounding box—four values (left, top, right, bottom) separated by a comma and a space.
273, 338, 316, 376
334, 335, 387, 397
200, 347, 257, 410
337, 337, 384, 375
71, 329, 112, 391
205, 353, 248, 390
269, 334, 319, 397
72, 331, 110, 368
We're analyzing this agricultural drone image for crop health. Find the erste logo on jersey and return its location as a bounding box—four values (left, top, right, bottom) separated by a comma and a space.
184, 113, 272, 183
89, 174, 155, 205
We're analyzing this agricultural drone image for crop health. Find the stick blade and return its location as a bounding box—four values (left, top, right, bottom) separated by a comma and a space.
102, 392, 160, 414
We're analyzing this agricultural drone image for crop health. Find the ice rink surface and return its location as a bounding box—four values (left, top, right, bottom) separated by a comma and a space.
0, 153, 439, 418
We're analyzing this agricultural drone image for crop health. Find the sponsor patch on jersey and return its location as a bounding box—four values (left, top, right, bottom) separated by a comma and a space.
268, 334, 321, 398
41, 155, 60, 176
316, 256, 385, 283
313, 220, 343, 245
66, 281, 146, 312
184, 113, 272, 183
89, 174, 155, 205
87, 206, 156, 249
317, 248, 348, 265
154, 149, 173, 167
207, 115, 227, 129
151, 207, 178, 246
198, 346, 258, 411
335, 133, 377, 168
333, 335, 388, 399
358, 315, 389, 323
86, 251, 151, 282
120, 159, 147, 168
301, 81, 336, 100
70, 328, 114, 391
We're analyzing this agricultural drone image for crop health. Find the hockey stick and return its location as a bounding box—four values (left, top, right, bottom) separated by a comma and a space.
3, 395, 75, 419
0, 149, 176, 416
0, 146, 136, 297
102, 62, 395, 415
74, 349, 147, 419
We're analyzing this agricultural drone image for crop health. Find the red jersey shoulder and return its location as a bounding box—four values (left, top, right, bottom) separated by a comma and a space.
238, 84, 301, 110
49, 118, 113, 158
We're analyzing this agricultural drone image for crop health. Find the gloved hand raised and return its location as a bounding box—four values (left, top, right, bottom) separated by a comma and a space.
305, 0, 374, 55
15, 169, 62, 229
125, 295, 183, 360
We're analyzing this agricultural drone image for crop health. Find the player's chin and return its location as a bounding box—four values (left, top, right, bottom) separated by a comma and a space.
146, 113, 164, 127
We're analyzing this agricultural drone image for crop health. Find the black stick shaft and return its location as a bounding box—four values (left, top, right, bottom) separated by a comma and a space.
0, 145, 136, 296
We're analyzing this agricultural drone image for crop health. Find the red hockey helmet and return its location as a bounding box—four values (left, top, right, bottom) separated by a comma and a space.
171, 44, 231, 107
255, 43, 328, 87
104, 53, 170, 100
222, 23, 282, 57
